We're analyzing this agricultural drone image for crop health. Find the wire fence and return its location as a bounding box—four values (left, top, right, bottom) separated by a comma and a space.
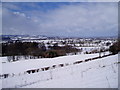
1, 54, 118, 88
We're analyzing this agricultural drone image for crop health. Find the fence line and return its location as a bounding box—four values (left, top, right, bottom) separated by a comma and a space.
2, 59, 118, 88
0, 53, 115, 79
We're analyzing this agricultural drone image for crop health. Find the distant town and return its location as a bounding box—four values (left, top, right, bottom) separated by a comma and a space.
1, 34, 118, 62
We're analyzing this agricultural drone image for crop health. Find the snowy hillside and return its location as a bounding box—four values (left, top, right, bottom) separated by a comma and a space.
1, 53, 118, 88
2, 53, 103, 74
1, 1, 118, 89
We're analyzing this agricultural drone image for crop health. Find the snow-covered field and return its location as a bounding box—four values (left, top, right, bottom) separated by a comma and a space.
1, 53, 118, 88
2, 52, 108, 74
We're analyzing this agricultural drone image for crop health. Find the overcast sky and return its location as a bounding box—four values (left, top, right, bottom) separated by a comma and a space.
2, 2, 118, 37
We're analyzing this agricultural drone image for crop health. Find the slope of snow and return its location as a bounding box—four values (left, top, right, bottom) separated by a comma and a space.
22, 55, 118, 88
0, 58, 2, 89
1, 54, 118, 88
2, 53, 102, 74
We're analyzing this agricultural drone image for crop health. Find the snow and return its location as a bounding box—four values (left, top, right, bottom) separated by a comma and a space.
0, 57, 2, 89
1, 54, 118, 88
22, 55, 118, 88
2, 53, 108, 74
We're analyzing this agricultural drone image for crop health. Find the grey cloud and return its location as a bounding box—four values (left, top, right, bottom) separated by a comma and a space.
2, 2, 118, 37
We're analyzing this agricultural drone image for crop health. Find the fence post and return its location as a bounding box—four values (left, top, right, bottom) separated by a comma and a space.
49, 67, 53, 80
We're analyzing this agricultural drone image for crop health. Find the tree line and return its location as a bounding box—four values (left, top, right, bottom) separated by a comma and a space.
109, 40, 120, 54
2, 41, 80, 62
